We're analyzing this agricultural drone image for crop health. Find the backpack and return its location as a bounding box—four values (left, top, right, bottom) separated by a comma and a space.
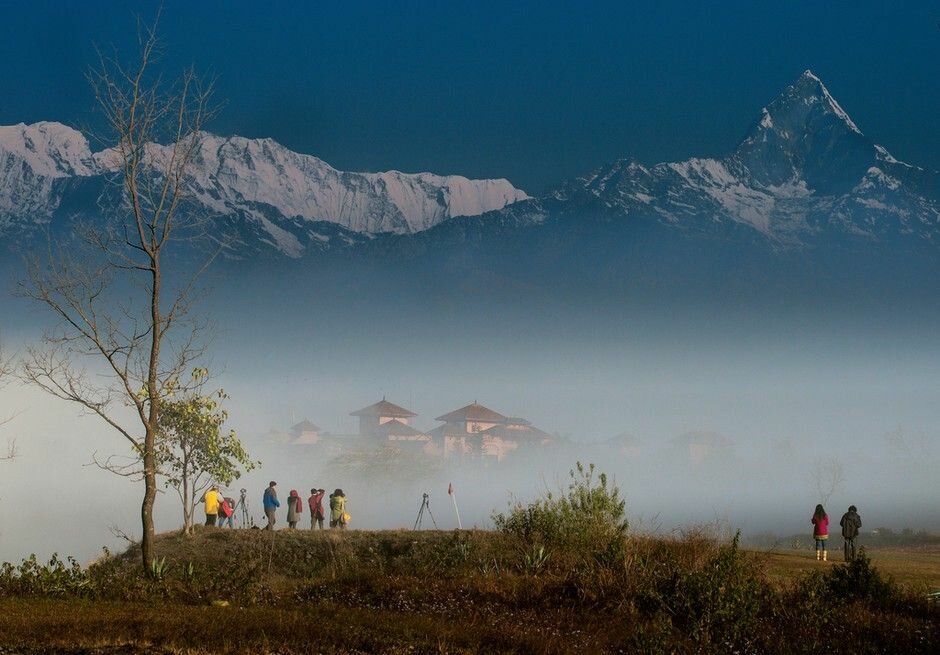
843, 514, 859, 538
220, 498, 234, 518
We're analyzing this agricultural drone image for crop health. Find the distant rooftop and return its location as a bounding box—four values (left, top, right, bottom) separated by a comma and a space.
291, 419, 320, 434
480, 423, 552, 441
435, 402, 507, 424
374, 419, 427, 438
350, 399, 417, 418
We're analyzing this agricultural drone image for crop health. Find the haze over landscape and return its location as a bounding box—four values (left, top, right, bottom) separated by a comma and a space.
1, 1, 939, 567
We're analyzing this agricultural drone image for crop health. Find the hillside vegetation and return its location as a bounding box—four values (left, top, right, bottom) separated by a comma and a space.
1, 465, 938, 653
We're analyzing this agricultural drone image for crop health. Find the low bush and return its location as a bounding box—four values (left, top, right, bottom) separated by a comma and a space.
824, 548, 897, 605
492, 461, 627, 569
667, 532, 768, 649
0, 553, 90, 597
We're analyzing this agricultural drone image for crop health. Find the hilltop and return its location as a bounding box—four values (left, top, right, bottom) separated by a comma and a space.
1, 526, 938, 654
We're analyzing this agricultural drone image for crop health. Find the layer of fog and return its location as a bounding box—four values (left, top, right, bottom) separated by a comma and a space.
2, 295, 938, 564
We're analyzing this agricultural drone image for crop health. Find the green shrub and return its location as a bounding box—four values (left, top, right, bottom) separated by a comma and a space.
824, 548, 897, 606
492, 462, 627, 566
667, 533, 767, 650
0, 553, 90, 597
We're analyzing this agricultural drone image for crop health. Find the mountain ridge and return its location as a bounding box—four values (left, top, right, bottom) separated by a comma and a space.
535, 70, 939, 248
1, 71, 938, 261
0, 123, 530, 256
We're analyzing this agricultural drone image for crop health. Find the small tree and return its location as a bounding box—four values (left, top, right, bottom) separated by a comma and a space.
810, 457, 845, 505
158, 368, 256, 534
0, 345, 17, 461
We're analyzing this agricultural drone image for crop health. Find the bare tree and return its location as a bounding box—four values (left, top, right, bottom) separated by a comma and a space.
0, 345, 18, 461
810, 457, 845, 506
19, 14, 216, 570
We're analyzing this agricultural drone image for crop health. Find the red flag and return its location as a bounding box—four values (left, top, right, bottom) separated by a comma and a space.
448, 483, 453, 496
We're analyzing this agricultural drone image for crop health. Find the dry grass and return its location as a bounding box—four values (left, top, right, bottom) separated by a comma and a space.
756, 546, 940, 590
0, 597, 643, 654
1, 528, 938, 654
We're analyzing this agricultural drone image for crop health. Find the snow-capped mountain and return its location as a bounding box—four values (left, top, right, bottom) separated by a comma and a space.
0, 124, 529, 256
1, 71, 938, 265
547, 70, 939, 246
0, 122, 97, 231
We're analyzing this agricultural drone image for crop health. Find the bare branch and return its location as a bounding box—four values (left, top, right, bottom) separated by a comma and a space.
0, 344, 20, 459
19, 8, 218, 571
810, 457, 845, 505
0, 438, 15, 462
88, 451, 145, 479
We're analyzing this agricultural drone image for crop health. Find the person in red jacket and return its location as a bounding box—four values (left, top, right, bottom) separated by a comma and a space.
308, 488, 326, 530
812, 504, 830, 561
287, 489, 303, 528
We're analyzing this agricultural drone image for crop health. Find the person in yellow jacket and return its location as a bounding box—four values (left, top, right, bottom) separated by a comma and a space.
329, 489, 348, 529
202, 485, 223, 527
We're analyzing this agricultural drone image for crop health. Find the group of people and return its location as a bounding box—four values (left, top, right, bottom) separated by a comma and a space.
201, 482, 349, 530
205, 485, 867, 555
200, 486, 237, 528
811, 503, 863, 561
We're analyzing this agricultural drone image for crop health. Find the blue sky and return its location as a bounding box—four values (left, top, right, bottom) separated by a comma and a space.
1, 1, 938, 193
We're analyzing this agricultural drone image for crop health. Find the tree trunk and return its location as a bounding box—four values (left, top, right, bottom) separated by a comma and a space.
182, 471, 192, 535
141, 257, 162, 570
141, 424, 157, 569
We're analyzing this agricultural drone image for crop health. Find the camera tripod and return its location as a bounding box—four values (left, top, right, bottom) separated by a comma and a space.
234, 488, 254, 528
414, 492, 438, 530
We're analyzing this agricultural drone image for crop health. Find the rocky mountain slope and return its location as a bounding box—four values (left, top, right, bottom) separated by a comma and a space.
0, 123, 529, 256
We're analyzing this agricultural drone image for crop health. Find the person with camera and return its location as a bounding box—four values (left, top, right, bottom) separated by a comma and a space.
308, 488, 326, 530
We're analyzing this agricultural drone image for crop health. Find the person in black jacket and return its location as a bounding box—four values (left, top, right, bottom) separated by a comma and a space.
840, 505, 862, 561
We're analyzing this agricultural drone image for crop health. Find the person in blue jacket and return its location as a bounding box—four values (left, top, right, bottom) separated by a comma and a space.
263, 481, 280, 530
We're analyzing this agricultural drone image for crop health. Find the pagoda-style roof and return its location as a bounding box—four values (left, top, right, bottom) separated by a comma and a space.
435, 402, 507, 424
374, 419, 428, 438
291, 419, 320, 435
480, 422, 552, 442
350, 399, 417, 418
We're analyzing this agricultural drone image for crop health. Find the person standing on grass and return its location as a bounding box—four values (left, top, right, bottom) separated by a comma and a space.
330, 488, 348, 529
812, 503, 830, 561
287, 489, 303, 528
840, 505, 862, 561
219, 495, 235, 528
309, 488, 326, 530
263, 481, 280, 530
201, 485, 223, 526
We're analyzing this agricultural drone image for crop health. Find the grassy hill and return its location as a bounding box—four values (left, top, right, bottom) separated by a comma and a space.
1, 526, 938, 654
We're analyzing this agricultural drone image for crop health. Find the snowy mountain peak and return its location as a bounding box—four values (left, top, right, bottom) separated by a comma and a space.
793, 70, 862, 134
733, 71, 875, 193
551, 71, 938, 245
0, 121, 96, 178
0, 121, 99, 229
